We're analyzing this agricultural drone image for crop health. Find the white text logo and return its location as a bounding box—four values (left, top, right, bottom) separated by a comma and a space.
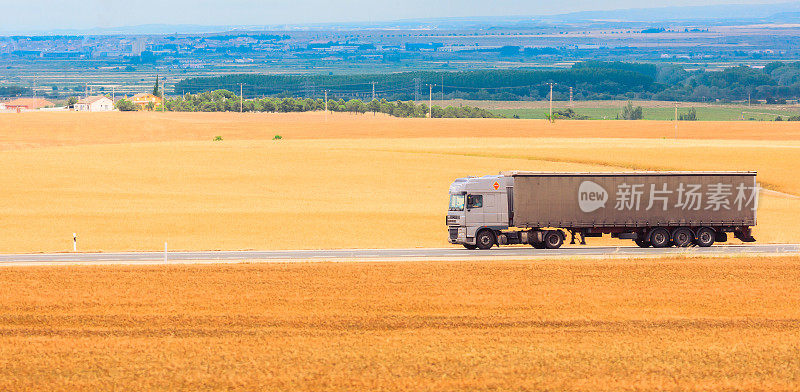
579, 181, 608, 212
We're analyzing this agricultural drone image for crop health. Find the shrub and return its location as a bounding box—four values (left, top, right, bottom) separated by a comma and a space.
620, 101, 643, 120
551, 108, 589, 120
115, 99, 138, 112
679, 107, 697, 121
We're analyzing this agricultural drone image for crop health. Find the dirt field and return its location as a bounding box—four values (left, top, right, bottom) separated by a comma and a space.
1, 257, 798, 391
0, 112, 798, 252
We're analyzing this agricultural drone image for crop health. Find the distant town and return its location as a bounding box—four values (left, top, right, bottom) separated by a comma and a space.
2, 3, 800, 108
1, 18, 799, 100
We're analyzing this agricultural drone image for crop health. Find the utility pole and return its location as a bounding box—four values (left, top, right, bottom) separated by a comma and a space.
371, 81, 375, 101
674, 104, 678, 139
569, 86, 573, 107
428, 84, 433, 118
548, 83, 554, 122
324, 90, 328, 121
748, 91, 751, 107
239, 83, 243, 113
161, 77, 166, 112
112, 85, 116, 102
441, 75, 444, 103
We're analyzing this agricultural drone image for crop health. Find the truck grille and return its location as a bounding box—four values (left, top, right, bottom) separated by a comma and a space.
449, 228, 458, 240
447, 216, 460, 226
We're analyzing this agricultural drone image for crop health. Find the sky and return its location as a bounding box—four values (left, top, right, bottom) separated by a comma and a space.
0, 0, 789, 32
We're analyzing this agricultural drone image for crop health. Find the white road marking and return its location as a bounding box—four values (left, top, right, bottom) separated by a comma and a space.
0, 244, 798, 266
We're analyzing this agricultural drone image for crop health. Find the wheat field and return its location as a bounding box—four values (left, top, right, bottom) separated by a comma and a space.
1, 257, 798, 391
0, 112, 799, 252
2, 112, 800, 391
2, 111, 800, 151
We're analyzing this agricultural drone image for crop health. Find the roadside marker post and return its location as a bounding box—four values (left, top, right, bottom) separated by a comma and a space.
73, 233, 77, 252
164, 242, 168, 263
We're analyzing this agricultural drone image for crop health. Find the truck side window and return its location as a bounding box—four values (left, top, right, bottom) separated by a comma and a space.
467, 194, 483, 208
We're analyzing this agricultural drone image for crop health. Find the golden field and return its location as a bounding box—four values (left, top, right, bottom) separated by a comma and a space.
1, 257, 798, 391
0, 112, 799, 252
2, 112, 800, 391
2, 111, 800, 150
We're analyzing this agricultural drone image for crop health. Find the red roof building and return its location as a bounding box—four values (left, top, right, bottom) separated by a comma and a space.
3, 98, 55, 111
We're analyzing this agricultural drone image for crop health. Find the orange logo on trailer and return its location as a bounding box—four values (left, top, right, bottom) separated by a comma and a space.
492, 181, 500, 190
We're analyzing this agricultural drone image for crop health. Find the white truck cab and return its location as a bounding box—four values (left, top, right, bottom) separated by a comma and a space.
447, 175, 512, 248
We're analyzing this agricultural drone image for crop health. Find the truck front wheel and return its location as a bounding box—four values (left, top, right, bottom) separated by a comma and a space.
463, 244, 477, 250
649, 228, 671, 248
544, 230, 564, 249
475, 230, 496, 250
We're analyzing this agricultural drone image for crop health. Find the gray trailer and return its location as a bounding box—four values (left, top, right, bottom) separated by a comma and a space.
447, 172, 758, 249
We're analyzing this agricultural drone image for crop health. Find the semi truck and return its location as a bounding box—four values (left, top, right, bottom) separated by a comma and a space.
447, 172, 758, 249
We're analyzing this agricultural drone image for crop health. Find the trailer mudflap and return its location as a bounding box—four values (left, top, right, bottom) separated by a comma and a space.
734, 227, 756, 242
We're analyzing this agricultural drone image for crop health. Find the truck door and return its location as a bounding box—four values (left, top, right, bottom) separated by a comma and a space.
465, 194, 484, 231
482, 193, 503, 226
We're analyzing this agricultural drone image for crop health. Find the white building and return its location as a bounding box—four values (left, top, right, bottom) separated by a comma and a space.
75, 95, 114, 112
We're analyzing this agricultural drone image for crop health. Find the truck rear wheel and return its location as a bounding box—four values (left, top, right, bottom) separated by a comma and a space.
695, 227, 716, 247
544, 230, 564, 249
475, 230, 495, 250
649, 228, 671, 248
671, 227, 694, 247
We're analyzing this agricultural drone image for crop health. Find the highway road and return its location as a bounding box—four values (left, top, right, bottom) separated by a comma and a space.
0, 244, 798, 266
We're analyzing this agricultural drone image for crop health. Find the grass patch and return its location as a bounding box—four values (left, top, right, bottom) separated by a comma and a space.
493, 107, 800, 121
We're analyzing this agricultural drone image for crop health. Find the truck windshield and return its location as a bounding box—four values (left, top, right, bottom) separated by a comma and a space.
449, 194, 465, 211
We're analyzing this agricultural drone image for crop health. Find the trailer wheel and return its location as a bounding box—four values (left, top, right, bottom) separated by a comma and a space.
475, 230, 495, 250
695, 227, 716, 247
462, 244, 477, 250
544, 230, 564, 249
671, 227, 694, 247
649, 228, 671, 248
634, 239, 650, 248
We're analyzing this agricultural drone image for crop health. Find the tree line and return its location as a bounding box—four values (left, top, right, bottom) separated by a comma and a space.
0, 86, 32, 97
116, 89, 498, 118
174, 66, 656, 101
173, 61, 800, 103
